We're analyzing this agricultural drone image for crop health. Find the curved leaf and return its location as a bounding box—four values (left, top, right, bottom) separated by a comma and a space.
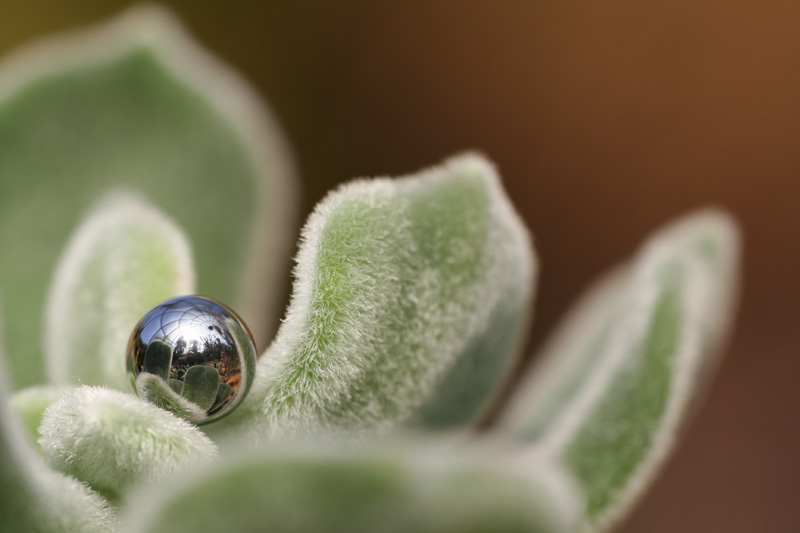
122, 443, 578, 533
45, 193, 194, 391
40, 386, 217, 500
501, 266, 629, 443
499, 209, 740, 531
221, 154, 535, 441
0, 5, 296, 388
0, 322, 117, 532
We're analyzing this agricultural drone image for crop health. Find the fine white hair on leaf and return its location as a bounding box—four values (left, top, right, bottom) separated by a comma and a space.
218, 153, 536, 442
0, 317, 117, 532
45, 192, 195, 391
500, 208, 740, 532
39, 386, 217, 500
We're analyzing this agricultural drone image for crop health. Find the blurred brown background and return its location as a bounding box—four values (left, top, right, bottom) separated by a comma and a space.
2, 2, 798, 531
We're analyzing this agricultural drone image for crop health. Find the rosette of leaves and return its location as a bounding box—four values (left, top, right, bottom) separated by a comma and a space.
0, 6, 740, 533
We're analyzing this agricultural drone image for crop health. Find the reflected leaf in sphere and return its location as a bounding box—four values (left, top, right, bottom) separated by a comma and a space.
127, 296, 257, 424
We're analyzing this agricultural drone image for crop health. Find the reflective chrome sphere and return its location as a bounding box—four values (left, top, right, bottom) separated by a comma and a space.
127, 296, 257, 424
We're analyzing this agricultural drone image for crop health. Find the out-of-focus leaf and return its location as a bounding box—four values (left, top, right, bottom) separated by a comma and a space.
0, 325, 117, 532
40, 386, 217, 500
0, 5, 296, 388
45, 194, 194, 391
499, 210, 739, 531
221, 154, 535, 441
10, 384, 69, 451
501, 267, 629, 443
122, 443, 578, 533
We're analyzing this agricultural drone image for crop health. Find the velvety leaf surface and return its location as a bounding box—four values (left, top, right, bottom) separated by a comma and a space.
500, 210, 739, 531
45, 194, 194, 391
222, 154, 535, 441
0, 332, 117, 532
122, 444, 578, 533
40, 386, 217, 500
0, 5, 296, 388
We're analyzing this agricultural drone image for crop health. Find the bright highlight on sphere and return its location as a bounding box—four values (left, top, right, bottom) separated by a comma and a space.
127, 296, 257, 424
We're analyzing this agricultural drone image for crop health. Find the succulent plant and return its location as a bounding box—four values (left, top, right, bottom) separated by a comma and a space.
0, 6, 740, 533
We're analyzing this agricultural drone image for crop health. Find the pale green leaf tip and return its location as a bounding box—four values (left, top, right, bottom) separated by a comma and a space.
44, 192, 195, 391
641, 207, 740, 287
499, 207, 740, 532
501, 208, 741, 441
40, 386, 217, 500
225, 152, 536, 442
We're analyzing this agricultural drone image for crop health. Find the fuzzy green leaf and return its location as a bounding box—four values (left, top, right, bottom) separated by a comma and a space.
45, 194, 194, 391
0, 328, 117, 532
0, 5, 296, 389
222, 154, 535, 441
500, 209, 739, 531
122, 444, 578, 533
39, 386, 218, 500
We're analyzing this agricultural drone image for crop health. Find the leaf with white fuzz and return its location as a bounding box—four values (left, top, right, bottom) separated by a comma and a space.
45, 193, 194, 391
0, 332, 116, 532
40, 386, 218, 500
222, 154, 535, 441
123, 443, 578, 533
500, 209, 740, 531
0, 4, 296, 388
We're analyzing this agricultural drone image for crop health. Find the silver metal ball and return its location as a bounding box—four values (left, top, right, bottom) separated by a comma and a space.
126, 296, 257, 424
